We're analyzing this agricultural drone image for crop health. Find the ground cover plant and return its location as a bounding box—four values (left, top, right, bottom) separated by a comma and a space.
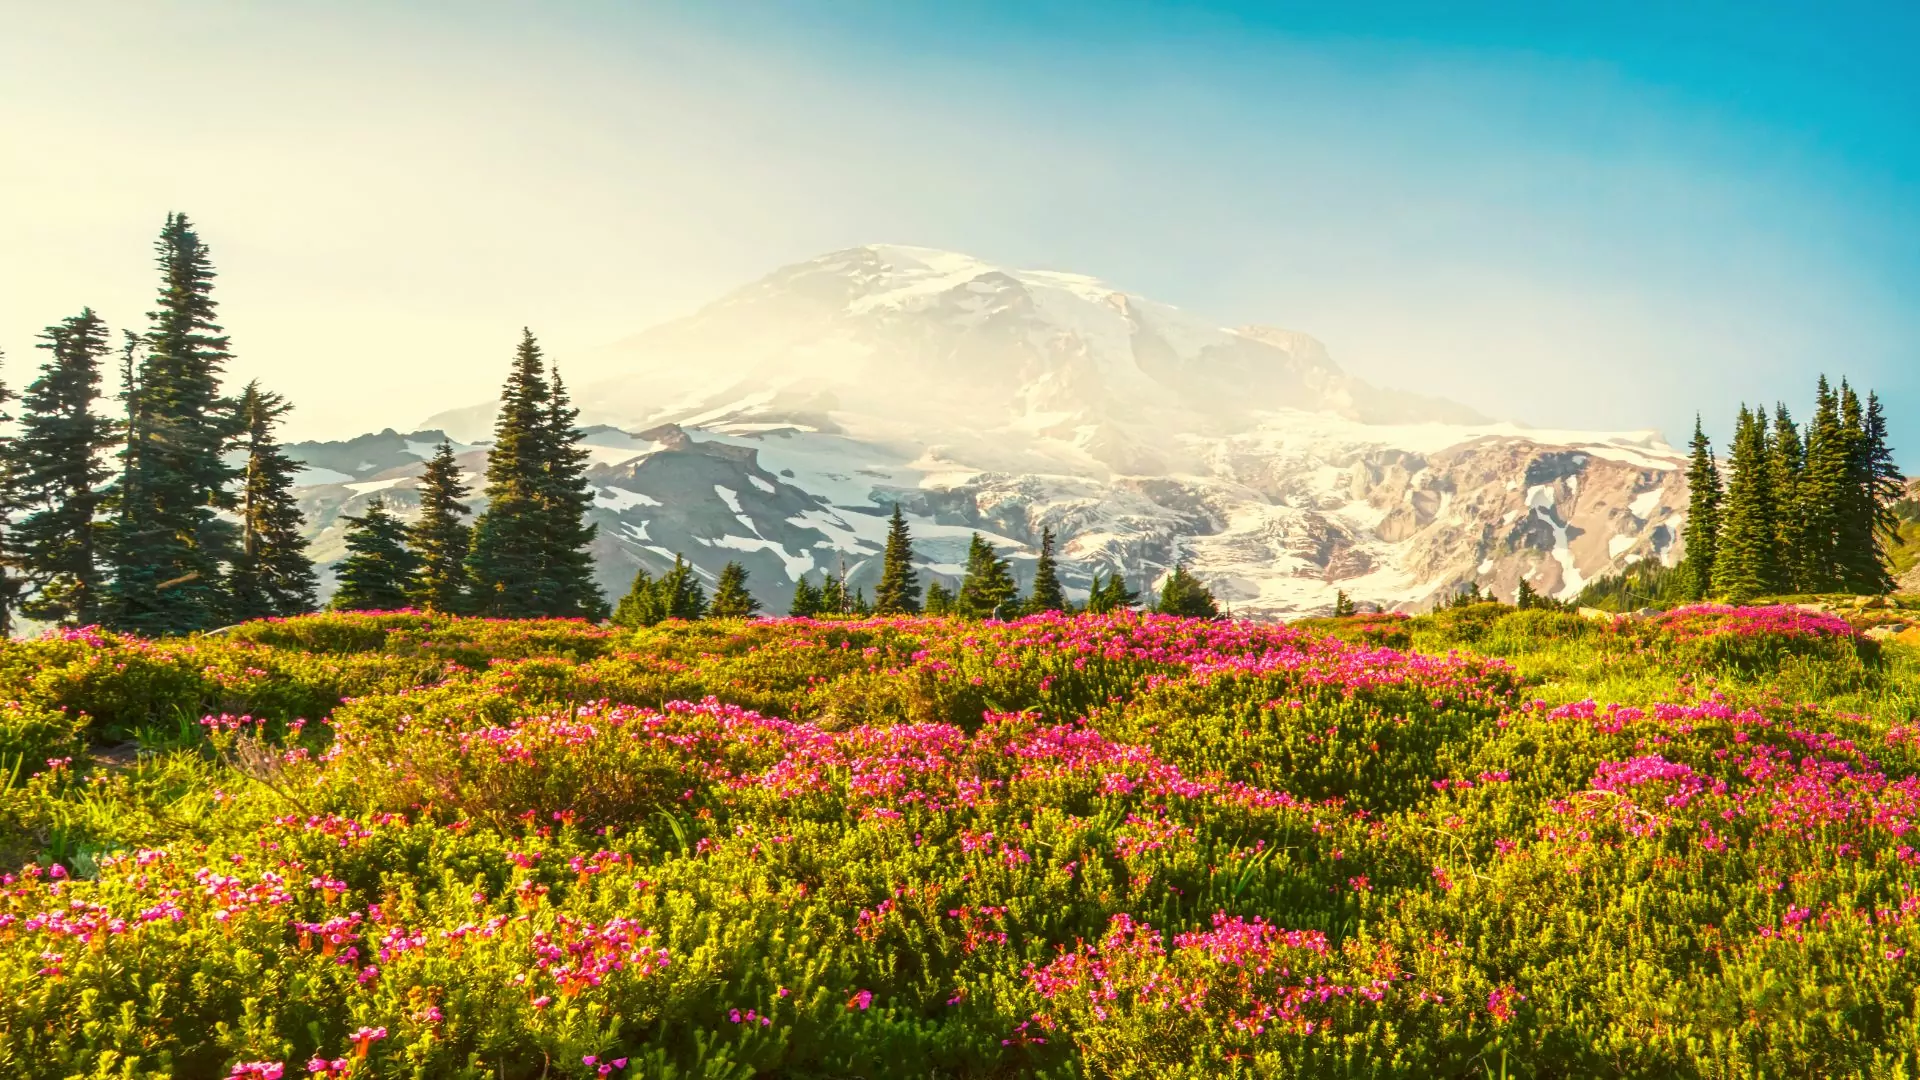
4, 606, 1920, 1078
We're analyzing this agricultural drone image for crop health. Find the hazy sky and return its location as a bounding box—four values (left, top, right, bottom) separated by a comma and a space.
3, 1, 1917, 456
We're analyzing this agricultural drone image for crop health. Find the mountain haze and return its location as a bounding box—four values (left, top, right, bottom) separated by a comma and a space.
297, 245, 1687, 615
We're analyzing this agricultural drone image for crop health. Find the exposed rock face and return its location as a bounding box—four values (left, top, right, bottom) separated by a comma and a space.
296, 245, 1689, 615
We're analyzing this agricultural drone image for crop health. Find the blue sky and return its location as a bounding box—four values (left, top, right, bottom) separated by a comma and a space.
2, 1, 1916, 455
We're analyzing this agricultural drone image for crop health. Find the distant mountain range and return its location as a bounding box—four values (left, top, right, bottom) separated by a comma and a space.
288, 245, 1688, 614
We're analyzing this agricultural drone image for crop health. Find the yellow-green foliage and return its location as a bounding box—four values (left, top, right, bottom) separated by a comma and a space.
2, 606, 1919, 1078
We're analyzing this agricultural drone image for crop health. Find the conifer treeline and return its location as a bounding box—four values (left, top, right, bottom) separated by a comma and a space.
1683, 376, 1901, 602
0, 215, 318, 636
3, 213, 609, 635
613, 510, 1219, 625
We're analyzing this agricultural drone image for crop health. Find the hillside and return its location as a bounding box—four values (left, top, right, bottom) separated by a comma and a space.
290, 246, 1689, 615
5, 604, 1920, 1076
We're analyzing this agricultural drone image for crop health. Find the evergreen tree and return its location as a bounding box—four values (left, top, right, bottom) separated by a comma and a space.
1800, 377, 1848, 591
1025, 527, 1066, 613
789, 575, 823, 617
1681, 416, 1722, 601
536, 370, 605, 617
0, 351, 17, 635
657, 555, 708, 620
923, 580, 955, 615
1155, 563, 1220, 618
955, 534, 1018, 618
1333, 589, 1357, 617
709, 561, 761, 619
1086, 571, 1139, 614
1769, 404, 1807, 592
12, 312, 116, 626
873, 505, 921, 615
1711, 406, 1784, 602
330, 497, 419, 611
227, 382, 318, 620
105, 213, 243, 634
851, 587, 872, 616
1834, 382, 1892, 593
406, 442, 473, 613
1514, 580, 1539, 610
612, 568, 665, 628
819, 568, 849, 616
468, 331, 604, 618
1865, 391, 1904, 576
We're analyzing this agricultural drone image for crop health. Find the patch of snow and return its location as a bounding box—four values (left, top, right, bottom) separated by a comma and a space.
748, 474, 776, 494
1608, 534, 1637, 558
1525, 484, 1556, 510
1477, 559, 1494, 575
597, 487, 662, 511
1629, 489, 1662, 520
714, 486, 743, 514
346, 477, 405, 495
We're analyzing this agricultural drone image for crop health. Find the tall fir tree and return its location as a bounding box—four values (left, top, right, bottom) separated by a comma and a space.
12, 312, 116, 626
535, 370, 605, 617
1086, 571, 1139, 614
923, 580, 955, 615
406, 442, 474, 613
227, 382, 318, 620
1681, 416, 1722, 601
1711, 405, 1784, 602
330, 497, 420, 612
1864, 391, 1904, 575
612, 568, 665, 628
955, 534, 1018, 618
105, 214, 243, 634
1835, 381, 1893, 594
467, 331, 603, 618
709, 561, 762, 619
819, 561, 850, 616
1025, 527, 1067, 614
1155, 563, 1220, 618
873, 505, 921, 615
1800, 377, 1848, 591
1769, 404, 1807, 592
789, 575, 823, 617
656, 555, 708, 620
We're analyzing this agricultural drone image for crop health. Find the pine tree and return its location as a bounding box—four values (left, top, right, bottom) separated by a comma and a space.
612, 568, 665, 628
819, 568, 849, 616
105, 214, 243, 635
1681, 416, 1722, 601
227, 382, 318, 620
1155, 563, 1219, 618
1333, 589, 1357, 617
874, 505, 921, 615
468, 332, 604, 618
1865, 391, 1904, 582
789, 575, 823, 617
923, 580, 955, 615
1025, 527, 1066, 613
956, 534, 1018, 618
851, 587, 872, 616
536, 370, 605, 617
330, 497, 419, 612
1513, 580, 1539, 610
1835, 382, 1894, 594
406, 442, 473, 613
1086, 571, 1139, 614
1769, 404, 1807, 592
12, 312, 116, 626
1800, 377, 1848, 591
710, 561, 762, 619
657, 555, 708, 620
1711, 406, 1783, 602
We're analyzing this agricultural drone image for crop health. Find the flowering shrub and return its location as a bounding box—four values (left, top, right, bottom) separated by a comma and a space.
0, 606, 1918, 1076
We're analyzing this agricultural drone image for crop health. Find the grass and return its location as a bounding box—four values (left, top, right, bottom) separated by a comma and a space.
2, 606, 1920, 1078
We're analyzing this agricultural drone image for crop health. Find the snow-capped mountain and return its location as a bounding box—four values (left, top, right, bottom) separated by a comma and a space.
294, 245, 1688, 615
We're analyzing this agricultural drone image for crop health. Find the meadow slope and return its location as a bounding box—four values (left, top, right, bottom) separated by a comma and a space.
4, 606, 1920, 1078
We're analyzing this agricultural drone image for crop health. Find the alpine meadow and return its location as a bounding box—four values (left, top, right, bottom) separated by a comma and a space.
7, 5, 1920, 1077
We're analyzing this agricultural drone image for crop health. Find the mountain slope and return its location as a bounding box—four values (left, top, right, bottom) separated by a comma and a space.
302, 245, 1686, 615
